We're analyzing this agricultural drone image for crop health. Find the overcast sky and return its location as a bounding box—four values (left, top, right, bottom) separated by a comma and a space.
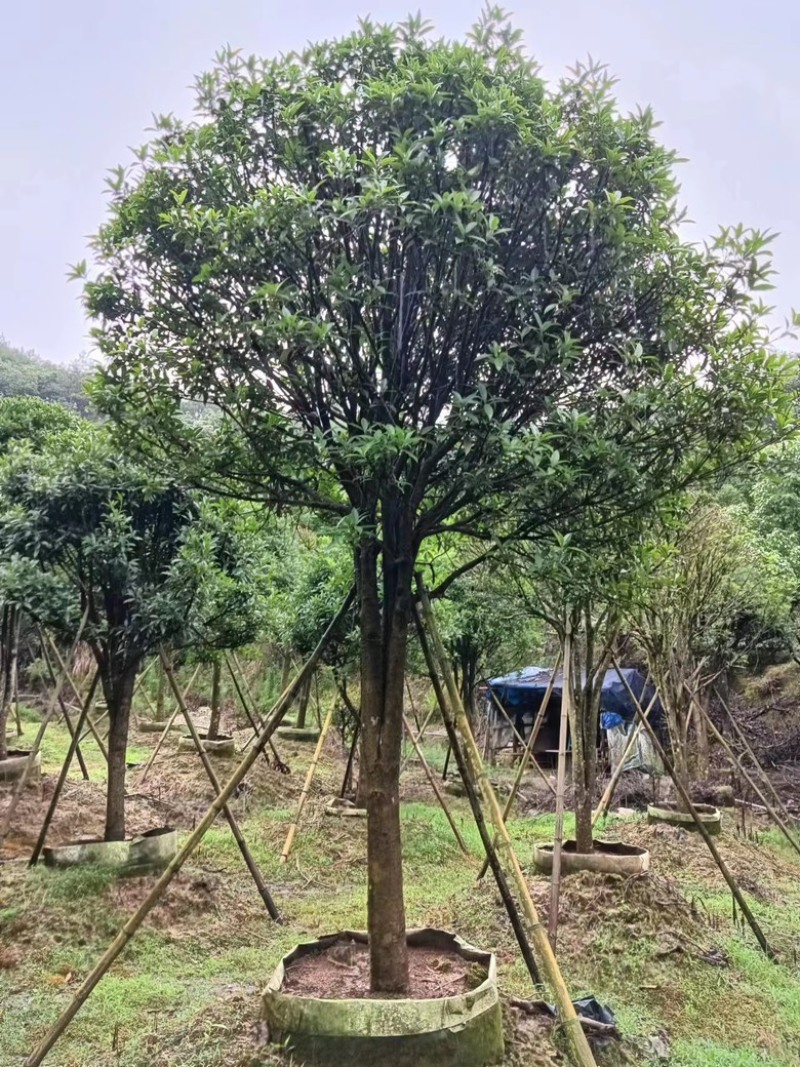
2, 1, 798, 363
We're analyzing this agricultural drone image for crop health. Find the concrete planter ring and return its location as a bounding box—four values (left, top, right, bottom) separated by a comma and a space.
262, 928, 504, 1067
43, 826, 178, 876
177, 733, 236, 757
533, 839, 650, 877
137, 719, 183, 734
647, 802, 722, 835
0, 749, 42, 785
276, 726, 321, 743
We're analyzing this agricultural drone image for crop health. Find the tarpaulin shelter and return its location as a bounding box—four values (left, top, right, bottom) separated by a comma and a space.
484, 666, 664, 769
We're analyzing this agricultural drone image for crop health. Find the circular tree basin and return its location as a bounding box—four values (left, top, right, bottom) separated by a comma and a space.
137, 719, 183, 734
533, 839, 650, 876
277, 726, 321, 743
647, 802, 721, 835
325, 797, 367, 818
262, 928, 504, 1067
0, 750, 42, 785
177, 733, 236, 757
42, 826, 178, 876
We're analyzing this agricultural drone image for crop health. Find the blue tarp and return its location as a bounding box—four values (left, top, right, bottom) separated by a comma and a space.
487, 666, 662, 728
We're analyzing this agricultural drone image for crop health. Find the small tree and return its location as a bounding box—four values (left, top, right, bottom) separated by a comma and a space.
86, 12, 788, 988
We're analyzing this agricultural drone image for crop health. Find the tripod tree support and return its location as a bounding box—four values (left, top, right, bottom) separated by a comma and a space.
28, 669, 101, 867
417, 580, 599, 1067
611, 655, 774, 959
160, 649, 282, 921
135, 664, 201, 786
485, 685, 556, 797
280, 704, 335, 863
402, 711, 470, 855
225, 651, 286, 770
592, 680, 659, 828
45, 632, 109, 763
22, 587, 355, 1067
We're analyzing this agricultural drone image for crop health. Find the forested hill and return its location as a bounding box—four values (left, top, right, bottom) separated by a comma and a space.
0, 336, 90, 414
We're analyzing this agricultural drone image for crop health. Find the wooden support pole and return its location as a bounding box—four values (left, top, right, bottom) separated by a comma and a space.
21, 588, 354, 1067
549, 628, 572, 951
417, 581, 598, 1067
341, 722, 361, 798
400, 700, 438, 774
611, 655, 774, 959
592, 682, 659, 828
280, 704, 335, 864
160, 650, 282, 922
28, 670, 101, 867
687, 688, 800, 861
402, 712, 469, 855
412, 605, 543, 988
45, 634, 109, 764
226, 652, 286, 770
135, 664, 201, 787
40, 638, 91, 781
486, 685, 557, 797
477, 656, 562, 881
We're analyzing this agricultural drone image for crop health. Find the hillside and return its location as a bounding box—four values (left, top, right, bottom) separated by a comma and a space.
0, 336, 90, 413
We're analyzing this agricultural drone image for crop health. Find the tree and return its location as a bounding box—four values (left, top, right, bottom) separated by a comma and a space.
0, 337, 91, 414
0, 425, 202, 840
86, 12, 788, 990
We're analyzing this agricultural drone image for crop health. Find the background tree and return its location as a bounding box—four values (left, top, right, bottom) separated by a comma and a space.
86, 12, 789, 990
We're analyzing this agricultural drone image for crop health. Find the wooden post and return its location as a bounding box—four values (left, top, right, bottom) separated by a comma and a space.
477, 655, 562, 881
226, 652, 285, 770
28, 670, 101, 866
402, 712, 469, 855
22, 587, 354, 1067
413, 606, 543, 988
611, 654, 774, 958
135, 664, 201, 787
160, 650, 282, 922
417, 581, 599, 1067
280, 704, 335, 863
592, 682, 660, 828
549, 627, 572, 951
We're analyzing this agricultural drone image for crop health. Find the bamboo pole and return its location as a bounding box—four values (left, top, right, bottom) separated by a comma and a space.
280, 704, 335, 863
28, 670, 101, 867
610, 654, 774, 958
226, 652, 285, 770
40, 638, 91, 781
12, 612, 22, 736
402, 711, 469, 854
477, 655, 562, 881
341, 722, 361, 798
687, 688, 800, 861
413, 605, 543, 988
400, 700, 438, 773
22, 588, 355, 1067
0, 613, 89, 845
45, 632, 110, 761
135, 664, 201, 787
549, 627, 573, 951
417, 580, 598, 1067
592, 682, 660, 828
160, 650, 282, 921
486, 685, 557, 797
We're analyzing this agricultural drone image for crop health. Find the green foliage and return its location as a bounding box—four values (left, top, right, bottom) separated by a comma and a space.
0, 337, 90, 414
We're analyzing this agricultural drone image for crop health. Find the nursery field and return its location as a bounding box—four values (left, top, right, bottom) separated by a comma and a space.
3, 706, 800, 1067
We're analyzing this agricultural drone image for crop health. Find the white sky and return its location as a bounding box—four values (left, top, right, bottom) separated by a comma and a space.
2, 1, 798, 362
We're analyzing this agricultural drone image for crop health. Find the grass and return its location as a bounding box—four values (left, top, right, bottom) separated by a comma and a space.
3, 728, 800, 1066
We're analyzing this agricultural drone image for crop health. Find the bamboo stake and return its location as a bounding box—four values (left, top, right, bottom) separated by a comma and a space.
486, 685, 557, 797
400, 700, 438, 773
477, 655, 562, 881
610, 654, 774, 959
135, 664, 201, 787
28, 670, 101, 867
40, 638, 91, 781
21, 588, 355, 1067
592, 683, 660, 828
687, 689, 800, 861
45, 634, 109, 763
341, 722, 361, 798
226, 652, 285, 769
549, 628, 573, 951
160, 650, 282, 921
413, 605, 543, 988
713, 686, 800, 833
417, 581, 598, 1067
402, 712, 469, 854
441, 743, 452, 781
280, 704, 335, 863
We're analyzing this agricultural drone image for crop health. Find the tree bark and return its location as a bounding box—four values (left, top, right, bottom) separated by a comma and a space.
295, 674, 310, 728
0, 606, 15, 762
207, 660, 222, 739
358, 514, 411, 994
102, 661, 138, 842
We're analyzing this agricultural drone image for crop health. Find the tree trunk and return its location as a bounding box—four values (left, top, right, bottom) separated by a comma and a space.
207, 660, 222, 739
0, 606, 15, 762
102, 661, 138, 842
280, 650, 292, 694
296, 674, 310, 729
155, 659, 167, 719
358, 515, 411, 994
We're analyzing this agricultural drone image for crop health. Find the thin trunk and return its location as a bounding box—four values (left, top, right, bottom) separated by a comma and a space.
296, 674, 310, 729
103, 662, 138, 842
155, 658, 167, 719
207, 660, 222, 739
694, 695, 710, 778
359, 525, 409, 994
0, 606, 15, 762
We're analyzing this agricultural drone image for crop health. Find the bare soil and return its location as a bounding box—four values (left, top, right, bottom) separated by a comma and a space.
282, 939, 481, 1000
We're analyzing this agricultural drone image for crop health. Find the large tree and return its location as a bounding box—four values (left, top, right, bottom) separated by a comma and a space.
85, 12, 788, 990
